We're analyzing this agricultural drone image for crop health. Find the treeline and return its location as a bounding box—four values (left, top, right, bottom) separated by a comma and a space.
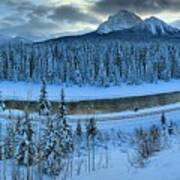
0, 40, 180, 86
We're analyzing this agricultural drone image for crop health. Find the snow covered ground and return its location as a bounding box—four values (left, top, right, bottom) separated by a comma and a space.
71, 108, 180, 180
0, 80, 180, 101
73, 107, 180, 180
73, 141, 180, 180
0, 104, 180, 180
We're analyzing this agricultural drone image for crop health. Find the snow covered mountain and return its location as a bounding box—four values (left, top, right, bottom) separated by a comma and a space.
127, 17, 180, 36
97, 10, 142, 34
97, 11, 180, 37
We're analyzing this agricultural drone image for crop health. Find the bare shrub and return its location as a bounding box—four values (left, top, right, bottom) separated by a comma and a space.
132, 125, 162, 167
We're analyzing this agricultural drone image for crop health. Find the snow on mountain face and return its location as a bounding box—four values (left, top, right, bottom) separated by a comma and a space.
97, 10, 142, 34
132, 17, 180, 36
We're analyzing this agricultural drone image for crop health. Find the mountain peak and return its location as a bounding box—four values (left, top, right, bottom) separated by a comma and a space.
145, 16, 162, 22
132, 16, 180, 35
97, 10, 142, 34
115, 9, 137, 17
144, 16, 168, 28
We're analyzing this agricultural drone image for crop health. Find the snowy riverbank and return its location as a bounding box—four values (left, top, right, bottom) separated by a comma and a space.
0, 80, 180, 102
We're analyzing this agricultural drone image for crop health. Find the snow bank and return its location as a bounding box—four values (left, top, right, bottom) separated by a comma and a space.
0, 80, 180, 102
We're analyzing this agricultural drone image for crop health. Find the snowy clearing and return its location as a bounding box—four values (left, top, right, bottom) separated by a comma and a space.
1, 105, 180, 180
0, 80, 180, 101
1, 103, 180, 180
73, 141, 180, 180
70, 109, 180, 180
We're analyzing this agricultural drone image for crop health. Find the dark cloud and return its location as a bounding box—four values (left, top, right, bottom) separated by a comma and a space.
0, 0, 100, 25
91, 0, 180, 15
0, 0, 36, 12
0, 22, 12, 29
0, 0, 56, 39
49, 5, 100, 24
0, 16, 58, 40
3, 0, 180, 39
0, 1, 101, 39
0, 0, 50, 16
3, 15, 24, 23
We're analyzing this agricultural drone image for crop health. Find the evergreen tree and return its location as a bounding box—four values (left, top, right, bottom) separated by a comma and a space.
97, 60, 107, 87
86, 118, 98, 141
16, 112, 37, 166
0, 40, 180, 86
76, 120, 82, 138
4, 123, 16, 159
74, 69, 82, 86
42, 89, 74, 176
40, 115, 54, 160
0, 122, 3, 160
56, 89, 74, 156
41, 115, 63, 176
75, 120, 83, 157
0, 91, 5, 112
161, 112, 167, 126
38, 79, 52, 116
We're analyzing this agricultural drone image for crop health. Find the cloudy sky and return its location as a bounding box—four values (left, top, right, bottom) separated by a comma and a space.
0, 0, 180, 40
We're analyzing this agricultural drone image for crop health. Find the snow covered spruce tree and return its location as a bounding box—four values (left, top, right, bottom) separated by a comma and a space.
0, 39, 180, 85
76, 120, 82, 138
0, 91, 5, 112
75, 120, 83, 156
16, 111, 37, 166
86, 118, 98, 145
161, 112, 167, 126
41, 89, 74, 177
4, 123, 16, 159
0, 122, 3, 160
38, 79, 52, 116
40, 115, 60, 176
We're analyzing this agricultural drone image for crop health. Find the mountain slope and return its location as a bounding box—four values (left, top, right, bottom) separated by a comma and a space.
97, 10, 142, 34
43, 15, 180, 45
130, 17, 180, 36
42, 19, 180, 44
